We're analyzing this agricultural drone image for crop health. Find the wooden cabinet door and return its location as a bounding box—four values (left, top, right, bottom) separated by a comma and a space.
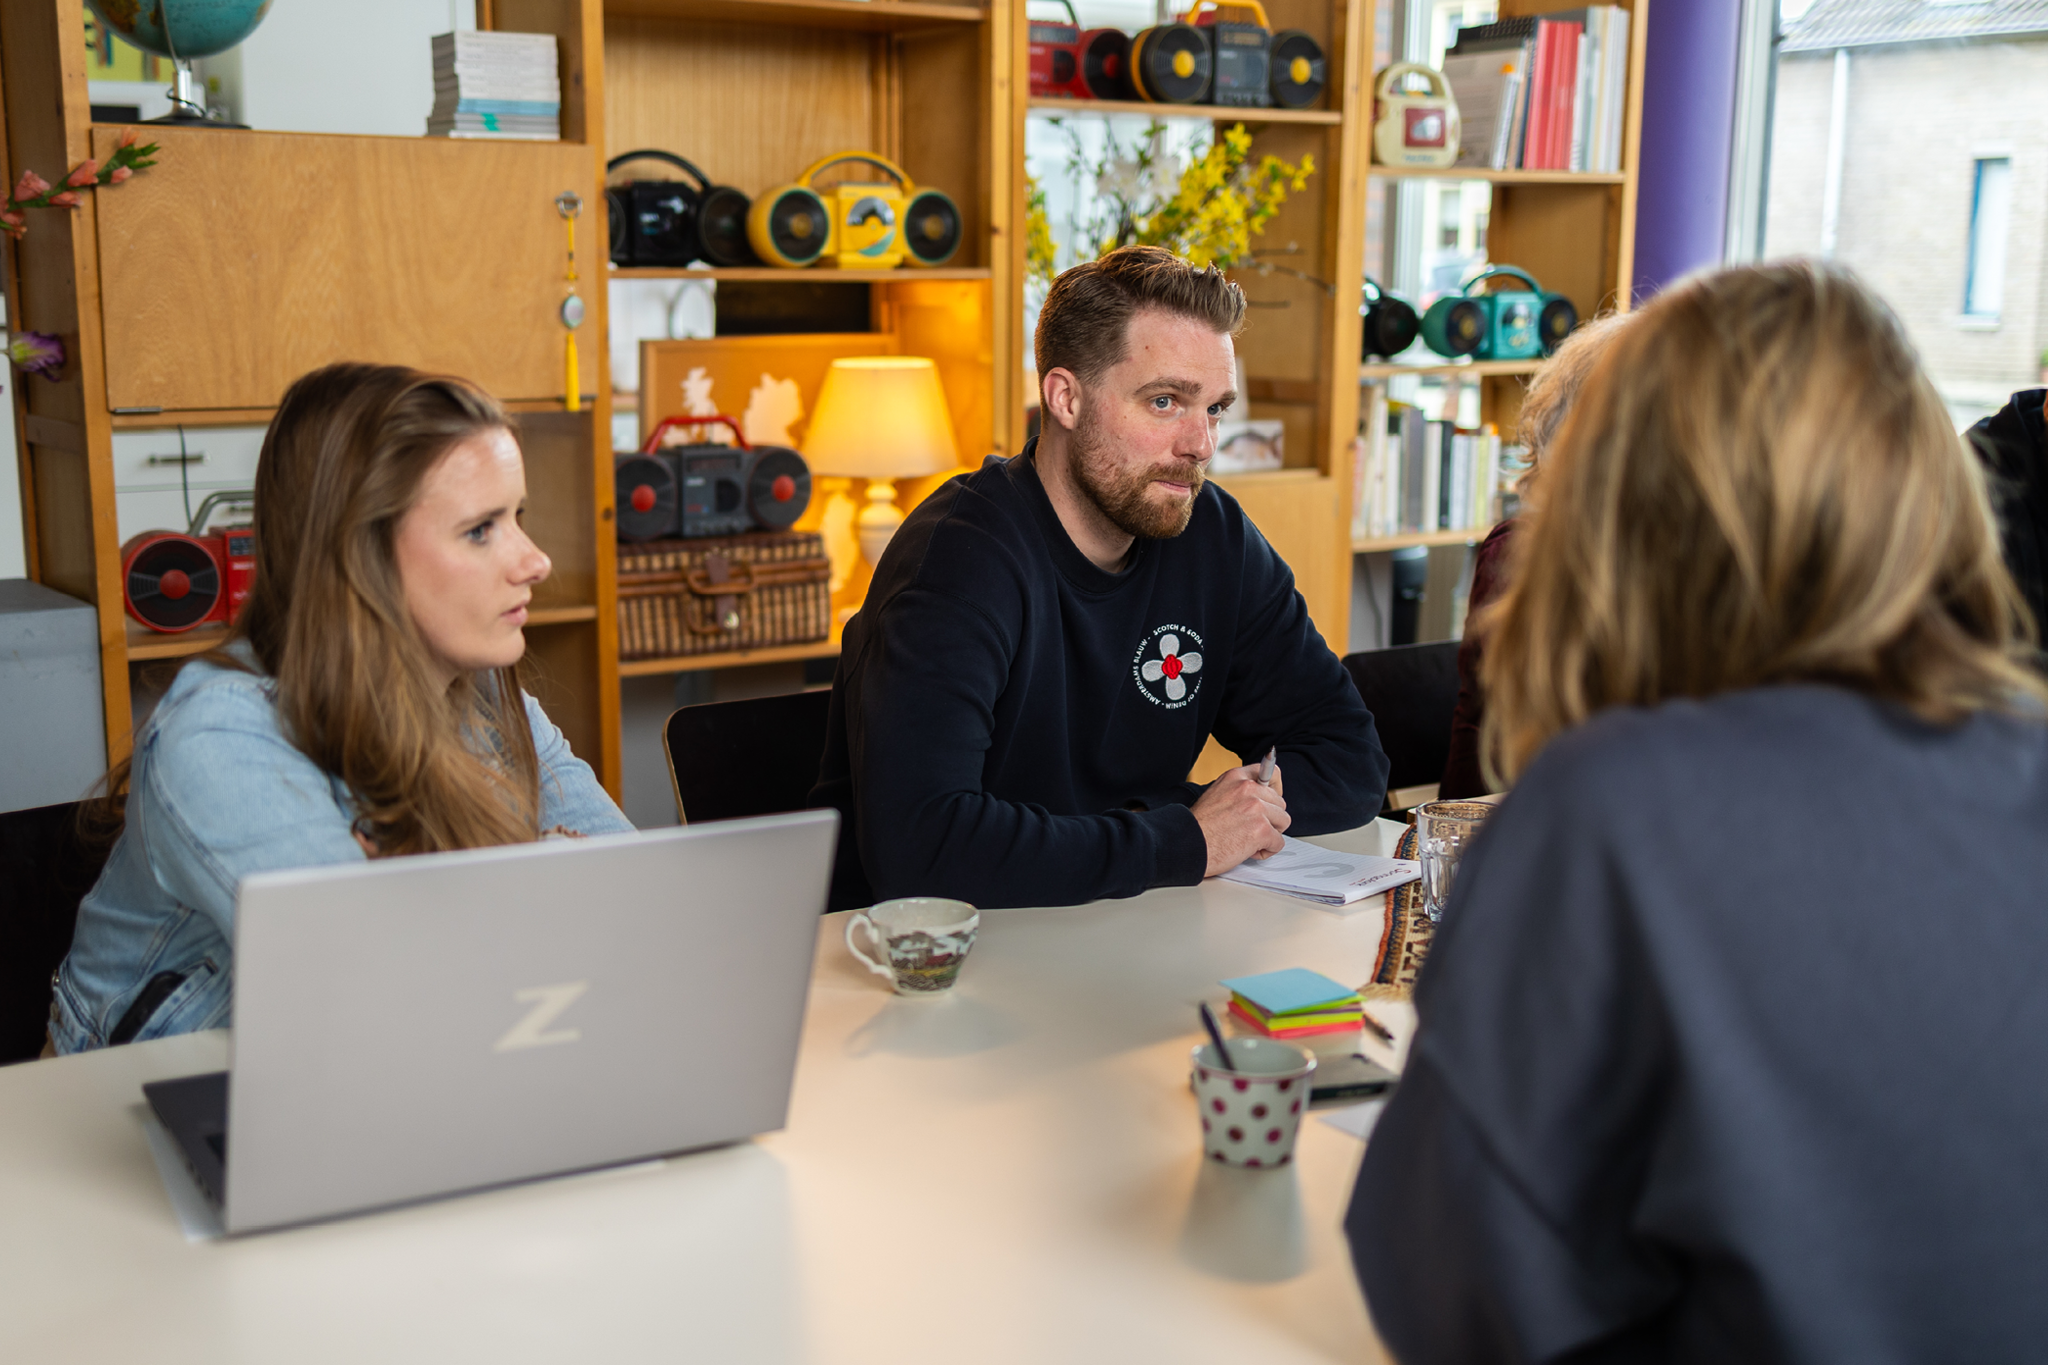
92, 127, 590, 411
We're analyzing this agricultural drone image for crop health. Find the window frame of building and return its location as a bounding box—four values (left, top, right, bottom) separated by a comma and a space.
1962, 154, 2012, 323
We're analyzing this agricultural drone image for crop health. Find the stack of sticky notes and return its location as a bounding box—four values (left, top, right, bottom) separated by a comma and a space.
1221, 968, 1365, 1039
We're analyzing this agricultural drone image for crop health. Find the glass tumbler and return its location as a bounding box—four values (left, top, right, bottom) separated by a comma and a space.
1414, 799, 1494, 923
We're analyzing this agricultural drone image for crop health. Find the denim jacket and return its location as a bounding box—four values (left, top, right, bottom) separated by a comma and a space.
50, 651, 632, 1053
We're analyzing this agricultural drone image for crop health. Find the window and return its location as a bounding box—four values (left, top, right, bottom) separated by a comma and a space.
1964, 157, 2011, 319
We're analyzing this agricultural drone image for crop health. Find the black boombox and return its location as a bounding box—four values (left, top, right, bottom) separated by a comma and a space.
1131, 2, 1326, 109
606, 150, 756, 268
615, 415, 812, 541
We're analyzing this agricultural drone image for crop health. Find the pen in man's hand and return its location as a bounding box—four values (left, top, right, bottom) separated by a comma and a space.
1258, 747, 1276, 786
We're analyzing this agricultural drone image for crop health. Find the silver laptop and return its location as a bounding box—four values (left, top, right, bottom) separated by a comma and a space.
144, 810, 838, 1234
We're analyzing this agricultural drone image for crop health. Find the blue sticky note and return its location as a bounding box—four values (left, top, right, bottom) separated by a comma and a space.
1219, 968, 1358, 1016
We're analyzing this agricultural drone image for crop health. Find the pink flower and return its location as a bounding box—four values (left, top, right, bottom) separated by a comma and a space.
0, 211, 22, 227
117, 128, 139, 149
64, 160, 99, 188
46, 190, 80, 208
109, 167, 132, 185
12, 169, 50, 201
5, 332, 65, 377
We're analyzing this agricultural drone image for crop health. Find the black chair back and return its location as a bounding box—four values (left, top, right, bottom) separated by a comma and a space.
663, 689, 834, 825
1341, 642, 1462, 799
0, 802, 111, 1064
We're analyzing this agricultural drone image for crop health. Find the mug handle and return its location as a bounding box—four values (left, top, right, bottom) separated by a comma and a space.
844, 913, 895, 983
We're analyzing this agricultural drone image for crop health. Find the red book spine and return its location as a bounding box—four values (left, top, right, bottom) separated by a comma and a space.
1548, 21, 1583, 170
1524, 24, 1554, 169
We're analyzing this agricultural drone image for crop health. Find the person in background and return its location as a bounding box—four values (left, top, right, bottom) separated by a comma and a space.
50, 364, 631, 1053
811, 246, 1387, 911
1348, 262, 2048, 1361
1439, 313, 1631, 798
1968, 386, 2047, 641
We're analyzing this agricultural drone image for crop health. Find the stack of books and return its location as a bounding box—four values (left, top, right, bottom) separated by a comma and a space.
1221, 968, 1366, 1040
1439, 7, 1630, 173
427, 31, 560, 141
1351, 386, 1508, 541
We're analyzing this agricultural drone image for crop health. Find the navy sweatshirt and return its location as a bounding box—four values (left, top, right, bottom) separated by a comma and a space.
1349, 686, 2048, 1362
810, 444, 1387, 911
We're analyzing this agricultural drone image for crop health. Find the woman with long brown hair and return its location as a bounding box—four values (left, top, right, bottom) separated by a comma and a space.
1347, 263, 2048, 1359
49, 364, 630, 1053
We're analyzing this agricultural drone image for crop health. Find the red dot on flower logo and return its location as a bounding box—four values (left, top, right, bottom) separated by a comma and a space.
1251, 1103, 1268, 1119
1139, 633, 1204, 701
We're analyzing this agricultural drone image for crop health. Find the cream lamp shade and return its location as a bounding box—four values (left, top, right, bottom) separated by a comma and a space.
802, 356, 960, 567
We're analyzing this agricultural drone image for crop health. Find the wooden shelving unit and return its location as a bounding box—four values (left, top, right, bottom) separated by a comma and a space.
2, 0, 619, 782
1351, 0, 1648, 613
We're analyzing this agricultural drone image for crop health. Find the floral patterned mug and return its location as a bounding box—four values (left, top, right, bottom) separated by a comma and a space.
846, 898, 979, 996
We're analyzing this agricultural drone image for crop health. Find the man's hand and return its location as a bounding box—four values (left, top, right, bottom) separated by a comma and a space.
1193, 762, 1290, 877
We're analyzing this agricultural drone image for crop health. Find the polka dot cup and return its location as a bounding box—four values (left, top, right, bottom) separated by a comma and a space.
1190, 1037, 1317, 1170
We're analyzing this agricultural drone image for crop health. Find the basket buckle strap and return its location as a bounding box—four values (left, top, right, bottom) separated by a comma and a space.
685, 551, 750, 634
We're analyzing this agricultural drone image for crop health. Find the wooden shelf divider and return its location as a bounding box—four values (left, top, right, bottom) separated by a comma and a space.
1351, 526, 1495, 555
1365, 165, 1627, 185
1359, 358, 1543, 382
602, 0, 986, 32
616, 637, 840, 678
608, 266, 992, 283
1027, 96, 1342, 125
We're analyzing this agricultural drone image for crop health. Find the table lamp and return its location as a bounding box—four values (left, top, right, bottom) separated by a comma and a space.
802, 356, 960, 567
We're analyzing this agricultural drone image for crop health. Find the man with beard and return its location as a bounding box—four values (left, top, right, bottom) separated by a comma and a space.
810, 246, 1388, 910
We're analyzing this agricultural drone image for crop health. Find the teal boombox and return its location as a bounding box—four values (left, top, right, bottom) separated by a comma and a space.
1421, 266, 1578, 360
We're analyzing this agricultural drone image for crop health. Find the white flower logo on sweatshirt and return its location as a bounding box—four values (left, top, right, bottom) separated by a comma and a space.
1132, 625, 1205, 709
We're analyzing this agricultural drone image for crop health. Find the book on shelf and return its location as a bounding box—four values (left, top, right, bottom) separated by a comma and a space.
1354, 384, 1504, 541
427, 30, 560, 141
1446, 6, 1628, 174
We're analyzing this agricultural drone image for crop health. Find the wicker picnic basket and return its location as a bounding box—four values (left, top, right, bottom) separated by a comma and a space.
615, 531, 832, 661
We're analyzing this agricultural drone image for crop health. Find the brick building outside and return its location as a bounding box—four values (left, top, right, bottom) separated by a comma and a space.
1765, 0, 2048, 427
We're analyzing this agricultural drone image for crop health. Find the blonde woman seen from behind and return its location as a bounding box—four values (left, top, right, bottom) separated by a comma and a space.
1347, 262, 2048, 1362
50, 364, 632, 1054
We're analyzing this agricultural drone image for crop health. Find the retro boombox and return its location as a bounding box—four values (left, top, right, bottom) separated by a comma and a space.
1421, 266, 1579, 361
747, 152, 962, 271
121, 492, 256, 634
1360, 277, 1420, 360
1028, 1, 1135, 100
605, 149, 756, 268
1131, 2, 1327, 109
614, 415, 812, 541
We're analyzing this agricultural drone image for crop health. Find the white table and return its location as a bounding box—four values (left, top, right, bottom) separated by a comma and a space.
0, 821, 1410, 1364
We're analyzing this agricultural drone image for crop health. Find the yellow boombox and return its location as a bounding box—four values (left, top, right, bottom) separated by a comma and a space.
746, 152, 963, 270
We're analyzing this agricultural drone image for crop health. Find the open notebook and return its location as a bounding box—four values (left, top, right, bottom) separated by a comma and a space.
1219, 836, 1421, 908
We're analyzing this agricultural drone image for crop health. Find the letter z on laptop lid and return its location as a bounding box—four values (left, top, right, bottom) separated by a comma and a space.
190, 811, 836, 1233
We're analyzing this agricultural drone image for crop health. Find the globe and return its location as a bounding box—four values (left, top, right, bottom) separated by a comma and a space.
85, 0, 275, 61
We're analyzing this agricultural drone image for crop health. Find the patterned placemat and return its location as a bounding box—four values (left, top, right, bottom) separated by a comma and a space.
1364, 825, 1432, 1000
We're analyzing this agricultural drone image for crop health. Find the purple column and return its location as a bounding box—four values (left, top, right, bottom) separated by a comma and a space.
1631, 0, 1743, 301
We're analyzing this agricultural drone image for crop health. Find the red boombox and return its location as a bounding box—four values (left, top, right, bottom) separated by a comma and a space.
121, 492, 256, 633
1029, 1, 1136, 100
